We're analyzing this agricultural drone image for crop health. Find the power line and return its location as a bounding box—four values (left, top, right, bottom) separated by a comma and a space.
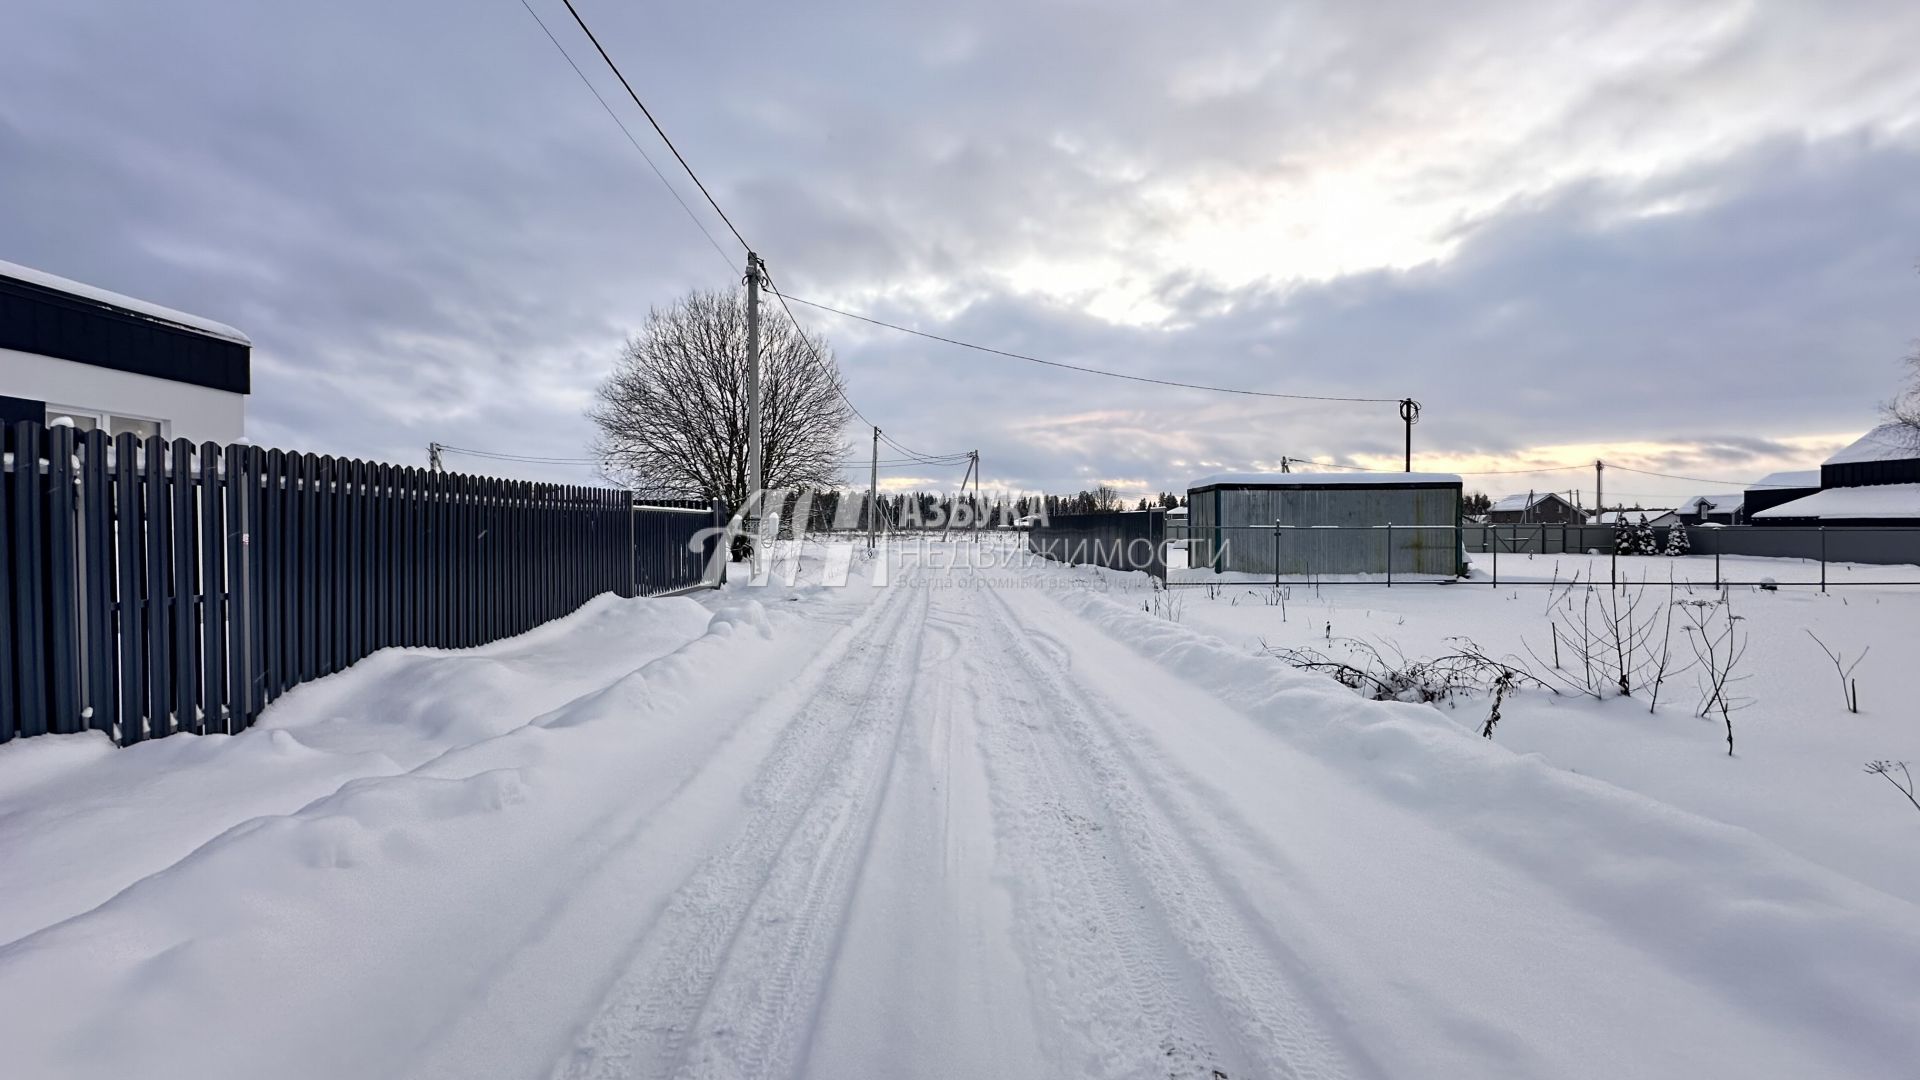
1453, 463, 1590, 476
759, 271, 970, 463
514, 0, 735, 274
836, 456, 972, 467
517, 10, 955, 463
779, 293, 1402, 404
1606, 464, 1804, 488
435, 444, 601, 465
555, 0, 751, 253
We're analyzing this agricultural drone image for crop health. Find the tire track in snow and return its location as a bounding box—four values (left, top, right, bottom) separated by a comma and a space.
551, 578, 931, 1080
967, 579, 1361, 1080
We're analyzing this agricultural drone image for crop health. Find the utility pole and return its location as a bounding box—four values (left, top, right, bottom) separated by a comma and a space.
1595, 459, 1604, 522
972, 449, 981, 539
942, 452, 976, 542
744, 251, 765, 507
868, 426, 879, 550
428, 442, 443, 472
1399, 399, 1421, 471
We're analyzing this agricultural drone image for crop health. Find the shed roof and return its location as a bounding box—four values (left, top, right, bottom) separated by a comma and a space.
1752, 483, 1920, 520
1188, 471, 1461, 491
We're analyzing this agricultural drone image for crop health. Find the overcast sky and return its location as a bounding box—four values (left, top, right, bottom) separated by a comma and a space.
3, 0, 1917, 503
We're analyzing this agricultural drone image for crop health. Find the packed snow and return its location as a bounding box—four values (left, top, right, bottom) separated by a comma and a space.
1, 539, 1917, 1079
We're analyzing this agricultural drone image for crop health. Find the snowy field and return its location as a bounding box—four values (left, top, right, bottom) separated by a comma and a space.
1, 539, 1918, 1079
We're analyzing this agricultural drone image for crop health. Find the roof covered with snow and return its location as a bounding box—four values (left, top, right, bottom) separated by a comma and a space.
1678, 494, 1742, 515
1752, 483, 1920, 520
1489, 491, 1573, 512
0, 258, 250, 346
1752, 470, 1820, 489
1189, 471, 1462, 490
1824, 424, 1920, 466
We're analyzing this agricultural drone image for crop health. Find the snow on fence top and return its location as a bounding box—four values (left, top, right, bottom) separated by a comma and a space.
1824, 423, 1920, 466
1188, 471, 1462, 489
1752, 482, 1920, 520
0, 258, 251, 346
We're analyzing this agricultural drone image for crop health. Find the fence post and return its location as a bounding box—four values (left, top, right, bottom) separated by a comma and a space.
1386, 522, 1393, 587
1610, 540, 1617, 589
1714, 547, 1720, 588
1492, 528, 1498, 587
1820, 526, 1827, 593
0, 426, 15, 745
45, 424, 80, 735
1272, 523, 1279, 588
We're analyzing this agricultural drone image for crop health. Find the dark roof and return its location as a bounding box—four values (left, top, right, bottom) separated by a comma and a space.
0, 263, 250, 395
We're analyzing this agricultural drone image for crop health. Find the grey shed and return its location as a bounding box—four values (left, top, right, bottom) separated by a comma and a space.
1187, 472, 1465, 577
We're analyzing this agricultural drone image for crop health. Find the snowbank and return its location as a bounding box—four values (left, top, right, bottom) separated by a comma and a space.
1053, 583, 1920, 1075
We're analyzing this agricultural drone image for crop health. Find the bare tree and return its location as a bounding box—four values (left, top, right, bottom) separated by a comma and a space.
589, 289, 851, 507
1886, 344, 1920, 448
1884, 263, 1920, 447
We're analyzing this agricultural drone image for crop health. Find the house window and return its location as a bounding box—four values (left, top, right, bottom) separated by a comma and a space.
44, 405, 169, 440
111, 415, 163, 440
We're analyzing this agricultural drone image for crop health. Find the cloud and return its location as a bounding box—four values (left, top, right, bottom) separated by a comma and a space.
0, 0, 1915, 501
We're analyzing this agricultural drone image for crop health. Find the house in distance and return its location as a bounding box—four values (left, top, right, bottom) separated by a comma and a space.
1486, 490, 1580, 524
1753, 424, 1920, 527
0, 258, 250, 443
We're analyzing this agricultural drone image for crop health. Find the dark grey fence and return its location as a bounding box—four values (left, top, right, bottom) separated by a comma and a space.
1164, 522, 1920, 587
2, 422, 724, 747
1464, 523, 1619, 555
633, 499, 728, 595
1464, 521, 1920, 568
1028, 510, 1166, 578
1677, 525, 1920, 566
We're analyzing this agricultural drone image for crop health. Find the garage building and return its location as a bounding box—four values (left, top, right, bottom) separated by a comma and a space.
1187, 472, 1465, 577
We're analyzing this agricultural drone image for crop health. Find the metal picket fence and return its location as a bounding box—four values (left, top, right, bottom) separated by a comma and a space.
2, 422, 725, 747
1027, 510, 1167, 578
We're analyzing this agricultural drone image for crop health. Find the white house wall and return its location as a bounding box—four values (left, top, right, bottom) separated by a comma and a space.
1, 347, 245, 443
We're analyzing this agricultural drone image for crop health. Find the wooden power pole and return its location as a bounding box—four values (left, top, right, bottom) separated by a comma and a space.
868, 426, 879, 550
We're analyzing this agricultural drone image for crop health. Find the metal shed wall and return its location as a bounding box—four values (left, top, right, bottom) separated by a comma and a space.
1190, 482, 1463, 576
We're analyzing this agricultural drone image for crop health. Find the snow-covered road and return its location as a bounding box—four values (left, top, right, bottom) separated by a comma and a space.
2, 541, 1918, 1079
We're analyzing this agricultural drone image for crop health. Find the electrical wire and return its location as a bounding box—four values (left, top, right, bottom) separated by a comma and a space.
760, 271, 971, 462
435, 444, 599, 465
1606, 464, 1810, 488
1452, 463, 1591, 476
514, 0, 735, 275
555, 0, 751, 253
779, 293, 1403, 404
527, 1, 1412, 459
519, 8, 968, 463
